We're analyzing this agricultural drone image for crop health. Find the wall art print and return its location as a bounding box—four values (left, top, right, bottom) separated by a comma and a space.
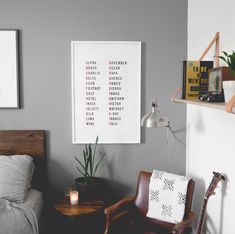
71, 41, 141, 144
0, 30, 19, 108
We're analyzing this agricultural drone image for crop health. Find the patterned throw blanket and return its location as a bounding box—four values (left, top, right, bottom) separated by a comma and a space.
147, 170, 190, 224
0, 199, 38, 234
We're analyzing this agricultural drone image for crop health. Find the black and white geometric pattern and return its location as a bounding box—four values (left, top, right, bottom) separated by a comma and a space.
162, 204, 172, 217
147, 170, 190, 224
163, 178, 175, 191
150, 189, 159, 202
178, 192, 186, 205
152, 170, 164, 180
181, 176, 190, 182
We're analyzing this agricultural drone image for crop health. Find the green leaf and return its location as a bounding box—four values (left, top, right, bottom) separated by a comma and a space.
222, 51, 228, 57
230, 59, 235, 71
76, 166, 87, 177
230, 65, 235, 73
85, 145, 88, 158
93, 153, 105, 176
95, 135, 99, 144
229, 54, 235, 63
84, 149, 89, 176
92, 136, 99, 171
218, 56, 228, 64
82, 150, 88, 176
85, 156, 89, 169
83, 149, 87, 163
227, 58, 232, 67
74, 156, 86, 171
82, 149, 86, 160
228, 54, 234, 60
88, 143, 93, 177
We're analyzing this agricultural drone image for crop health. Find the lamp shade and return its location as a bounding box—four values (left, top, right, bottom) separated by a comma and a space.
141, 99, 169, 128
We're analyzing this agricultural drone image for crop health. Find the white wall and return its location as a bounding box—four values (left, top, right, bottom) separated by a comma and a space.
188, 0, 235, 233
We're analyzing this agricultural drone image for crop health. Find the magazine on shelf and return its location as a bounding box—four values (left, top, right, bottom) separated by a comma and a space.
182, 61, 213, 100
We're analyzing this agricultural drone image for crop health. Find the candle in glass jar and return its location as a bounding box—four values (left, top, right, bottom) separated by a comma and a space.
69, 190, 79, 205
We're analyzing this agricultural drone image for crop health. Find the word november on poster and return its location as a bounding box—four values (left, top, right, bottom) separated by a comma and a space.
72, 41, 141, 144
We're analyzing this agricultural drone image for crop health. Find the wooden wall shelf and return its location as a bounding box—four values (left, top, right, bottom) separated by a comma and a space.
171, 33, 235, 114
171, 87, 235, 113
173, 98, 226, 111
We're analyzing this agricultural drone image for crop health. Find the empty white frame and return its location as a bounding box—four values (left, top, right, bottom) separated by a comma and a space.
71, 41, 141, 144
0, 30, 19, 108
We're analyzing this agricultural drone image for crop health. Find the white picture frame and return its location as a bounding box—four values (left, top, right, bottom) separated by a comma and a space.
0, 30, 19, 108
71, 41, 141, 144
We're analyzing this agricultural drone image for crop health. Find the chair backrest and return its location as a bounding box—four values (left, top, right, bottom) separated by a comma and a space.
134, 171, 195, 224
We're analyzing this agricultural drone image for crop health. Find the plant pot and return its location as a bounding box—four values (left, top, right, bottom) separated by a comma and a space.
75, 177, 103, 202
223, 81, 235, 102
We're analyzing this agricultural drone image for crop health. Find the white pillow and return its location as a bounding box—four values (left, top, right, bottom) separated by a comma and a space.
0, 155, 34, 203
147, 170, 190, 224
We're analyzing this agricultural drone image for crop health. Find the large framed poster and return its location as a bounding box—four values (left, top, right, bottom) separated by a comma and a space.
0, 30, 19, 108
71, 41, 141, 144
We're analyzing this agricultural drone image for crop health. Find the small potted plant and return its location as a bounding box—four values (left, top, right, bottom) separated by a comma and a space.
218, 51, 235, 102
74, 136, 105, 201
218, 51, 235, 75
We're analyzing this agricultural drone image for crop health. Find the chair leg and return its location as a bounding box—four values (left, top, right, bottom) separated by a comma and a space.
104, 230, 109, 234
104, 215, 111, 234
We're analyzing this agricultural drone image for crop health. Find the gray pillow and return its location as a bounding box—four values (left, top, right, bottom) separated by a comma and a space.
0, 155, 34, 203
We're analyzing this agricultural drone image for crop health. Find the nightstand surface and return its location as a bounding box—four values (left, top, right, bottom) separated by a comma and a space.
54, 200, 105, 217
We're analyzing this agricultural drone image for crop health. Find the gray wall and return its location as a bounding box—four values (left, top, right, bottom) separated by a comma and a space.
0, 0, 187, 199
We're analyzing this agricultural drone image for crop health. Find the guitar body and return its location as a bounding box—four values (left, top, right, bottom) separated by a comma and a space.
196, 172, 225, 234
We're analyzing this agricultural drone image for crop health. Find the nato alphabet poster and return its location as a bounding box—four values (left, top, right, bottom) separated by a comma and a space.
71, 41, 141, 144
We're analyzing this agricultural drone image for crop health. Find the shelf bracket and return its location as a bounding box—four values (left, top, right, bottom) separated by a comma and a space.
171, 87, 181, 102
226, 95, 235, 113
199, 32, 220, 67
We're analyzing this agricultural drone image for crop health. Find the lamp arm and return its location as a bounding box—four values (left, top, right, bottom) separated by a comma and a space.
167, 122, 174, 134
166, 122, 175, 146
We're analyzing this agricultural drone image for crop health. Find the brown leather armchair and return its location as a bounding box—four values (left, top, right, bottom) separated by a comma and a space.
104, 171, 195, 234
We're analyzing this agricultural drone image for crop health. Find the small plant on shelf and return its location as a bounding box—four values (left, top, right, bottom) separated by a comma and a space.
218, 51, 235, 76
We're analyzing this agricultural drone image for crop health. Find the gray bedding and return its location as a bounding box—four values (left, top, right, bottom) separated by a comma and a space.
0, 198, 38, 234
21, 189, 43, 221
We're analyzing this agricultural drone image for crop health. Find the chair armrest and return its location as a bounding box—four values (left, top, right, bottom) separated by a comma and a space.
104, 196, 135, 234
171, 211, 195, 234
104, 196, 135, 216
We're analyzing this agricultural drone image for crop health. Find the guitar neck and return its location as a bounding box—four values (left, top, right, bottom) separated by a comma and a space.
196, 172, 225, 234
196, 198, 208, 234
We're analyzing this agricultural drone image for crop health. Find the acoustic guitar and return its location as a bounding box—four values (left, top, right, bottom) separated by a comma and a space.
196, 172, 225, 234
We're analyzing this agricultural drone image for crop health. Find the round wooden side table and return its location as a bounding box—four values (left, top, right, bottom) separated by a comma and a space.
54, 200, 105, 217
53, 199, 105, 234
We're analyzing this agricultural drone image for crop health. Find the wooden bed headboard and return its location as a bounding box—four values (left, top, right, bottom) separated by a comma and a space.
0, 130, 45, 156
0, 130, 46, 190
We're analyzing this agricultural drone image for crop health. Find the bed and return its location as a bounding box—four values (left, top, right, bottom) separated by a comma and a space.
0, 130, 46, 234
